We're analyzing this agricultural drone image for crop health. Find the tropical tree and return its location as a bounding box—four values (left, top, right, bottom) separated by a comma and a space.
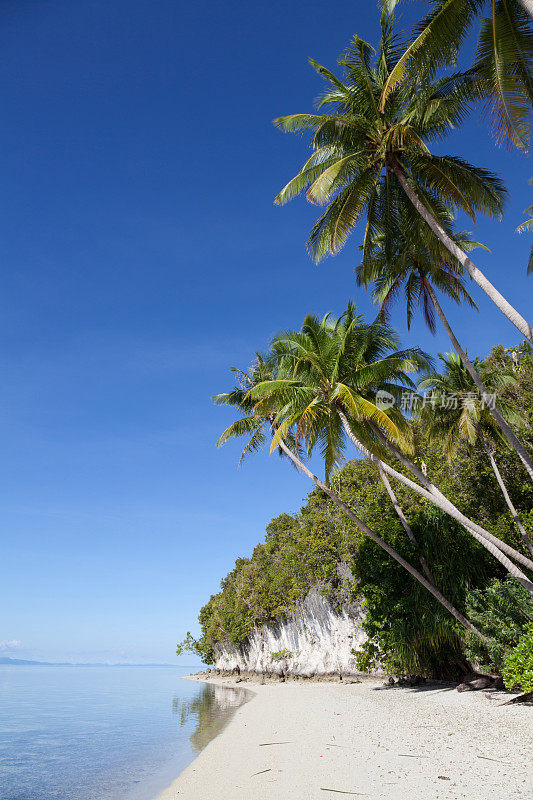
418, 352, 533, 556
214, 352, 482, 634
354, 187, 533, 482
272, 305, 436, 582
248, 308, 533, 591
381, 0, 533, 151
273, 5, 533, 342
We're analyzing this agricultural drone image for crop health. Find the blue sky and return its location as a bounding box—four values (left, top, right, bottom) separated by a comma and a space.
1, 0, 532, 664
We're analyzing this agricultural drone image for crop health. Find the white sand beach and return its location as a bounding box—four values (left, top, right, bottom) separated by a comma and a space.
157, 675, 532, 800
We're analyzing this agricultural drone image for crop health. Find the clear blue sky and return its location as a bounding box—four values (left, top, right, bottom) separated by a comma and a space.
1, 0, 531, 664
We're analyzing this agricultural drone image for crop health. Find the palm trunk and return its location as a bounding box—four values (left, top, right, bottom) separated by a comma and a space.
335, 407, 533, 593
390, 160, 533, 344
518, 0, 533, 18
369, 422, 533, 574
377, 464, 435, 583
423, 279, 533, 484
275, 436, 482, 636
480, 435, 533, 557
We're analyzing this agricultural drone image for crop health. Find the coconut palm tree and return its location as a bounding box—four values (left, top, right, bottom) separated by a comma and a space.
355, 186, 533, 482
271, 306, 436, 582
248, 308, 533, 591
273, 5, 533, 342
380, 0, 533, 152
418, 352, 533, 556
214, 353, 482, 634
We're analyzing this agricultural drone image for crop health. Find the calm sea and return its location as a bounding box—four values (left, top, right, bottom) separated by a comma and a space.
0, 665, 249, 800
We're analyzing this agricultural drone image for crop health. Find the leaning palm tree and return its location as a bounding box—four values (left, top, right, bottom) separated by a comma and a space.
214, 352, 481, 634
418, 353, 533, 557
273, 5, 533, 342
380, 0, 533, 152
273, 305, 435, 582
249, 308, 533, 591
355, 186, 533, 482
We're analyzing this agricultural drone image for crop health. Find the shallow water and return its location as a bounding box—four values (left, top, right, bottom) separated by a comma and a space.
0, 665, 250, 800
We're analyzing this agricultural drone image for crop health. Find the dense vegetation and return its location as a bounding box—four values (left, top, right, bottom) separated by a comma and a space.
178, 2, 533, 689
178, 346, 533, 680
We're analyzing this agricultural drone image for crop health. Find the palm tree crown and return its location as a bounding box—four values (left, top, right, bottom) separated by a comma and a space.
213, 354, 276, 464
355, 187, 481, 333
380, 0, 533, 152
250, 303, 432, 482
417, 352, 523, 459
274, 7, 506, 263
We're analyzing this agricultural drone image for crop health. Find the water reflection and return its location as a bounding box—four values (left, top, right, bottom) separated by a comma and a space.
172, 684, 251, 752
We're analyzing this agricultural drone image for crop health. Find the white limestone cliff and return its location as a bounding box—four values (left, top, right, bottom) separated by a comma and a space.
213, 587, 367, 676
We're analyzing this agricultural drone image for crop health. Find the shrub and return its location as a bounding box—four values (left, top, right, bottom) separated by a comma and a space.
503, 624, 533, 692
464, 578, 533, 673
271, 649, 293, 661
352, 506, 498, 680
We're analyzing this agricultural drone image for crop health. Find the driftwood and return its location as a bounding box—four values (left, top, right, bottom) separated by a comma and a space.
456, 673, 504, 692
457, 676, 494, 692
499, 690, 533, 705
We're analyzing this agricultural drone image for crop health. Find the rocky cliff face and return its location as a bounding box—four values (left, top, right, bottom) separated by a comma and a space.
213, 587, 367, 677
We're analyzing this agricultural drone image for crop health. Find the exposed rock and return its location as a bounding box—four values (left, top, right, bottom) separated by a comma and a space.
213, 587, 370, 677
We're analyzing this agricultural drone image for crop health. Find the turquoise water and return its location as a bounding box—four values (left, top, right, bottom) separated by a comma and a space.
0, 665, 249, 800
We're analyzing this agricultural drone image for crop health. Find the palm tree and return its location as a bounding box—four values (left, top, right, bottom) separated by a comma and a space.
419, 352, 533, 556
380, 0, 533, 152
214, 353, 482, 634
273, 6, 533, 342
273, 305, 436, 582
355, 187, 533, 482
249, 308, 533, 591
517, 177, 533, 274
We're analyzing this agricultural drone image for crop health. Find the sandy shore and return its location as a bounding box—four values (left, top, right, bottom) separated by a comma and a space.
156, 674, 532, 800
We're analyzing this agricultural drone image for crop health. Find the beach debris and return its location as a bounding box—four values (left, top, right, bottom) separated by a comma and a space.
320, 789, 367, 795
499, 690, 533, 706
258, 741, 293, 746
456, 674, 502, 692
398, 754, 430, 758
438, 776, 451, 780
384, 675, 426, 687
251, 768, 272, 777
477, 755, 510, 764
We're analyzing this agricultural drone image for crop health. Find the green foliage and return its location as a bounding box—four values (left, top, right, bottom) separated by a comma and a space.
249, 304, 431, 483
387, 0, 533, 151
187, 339, 533, 672
464, 577, 533, 674
352, 506, 498, 679
274, 8, 508, 264
271, 649, 293, 661
192, 506, 358, 664
503, 624, 533, 692
176, 631, 208, 662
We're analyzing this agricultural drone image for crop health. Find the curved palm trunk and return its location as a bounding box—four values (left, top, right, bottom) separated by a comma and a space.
335, 407, 533, 593
390, 161, 533, 344
369, 422, 533, 574
377, 465, 434, 583
423, 280, 533, 484
480, 436, 533, 557
275, 436, 482, 636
